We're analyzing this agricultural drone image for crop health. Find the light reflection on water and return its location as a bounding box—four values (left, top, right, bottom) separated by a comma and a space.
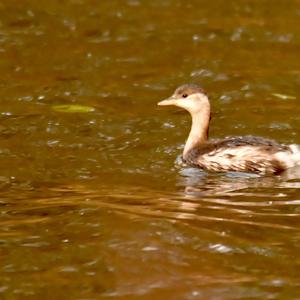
1, 173, 300, 298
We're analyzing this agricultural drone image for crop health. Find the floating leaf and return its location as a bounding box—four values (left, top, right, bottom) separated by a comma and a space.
52, 104, 95, 113
272, 93, 296, 100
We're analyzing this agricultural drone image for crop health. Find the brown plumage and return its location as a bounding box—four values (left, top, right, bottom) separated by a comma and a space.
158, 84, 300, 175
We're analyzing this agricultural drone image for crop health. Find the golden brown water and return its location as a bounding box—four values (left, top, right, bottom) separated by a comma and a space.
1, 0, 300, 298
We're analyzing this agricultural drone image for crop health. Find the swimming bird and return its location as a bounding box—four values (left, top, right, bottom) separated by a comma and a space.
158, 83, 300, 175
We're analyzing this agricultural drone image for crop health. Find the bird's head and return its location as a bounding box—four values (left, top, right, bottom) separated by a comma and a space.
158, 83, 209, 114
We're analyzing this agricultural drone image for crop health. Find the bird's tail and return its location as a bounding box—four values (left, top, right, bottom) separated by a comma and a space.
289, 144, 300, 166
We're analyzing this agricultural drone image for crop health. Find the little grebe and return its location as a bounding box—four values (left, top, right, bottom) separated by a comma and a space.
158, 84, 300, 175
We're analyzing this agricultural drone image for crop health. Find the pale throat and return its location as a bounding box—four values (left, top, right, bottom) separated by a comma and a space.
183, 103, 210, 159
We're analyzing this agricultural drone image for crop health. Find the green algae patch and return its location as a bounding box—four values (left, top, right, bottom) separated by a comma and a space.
52, 104, 96, 113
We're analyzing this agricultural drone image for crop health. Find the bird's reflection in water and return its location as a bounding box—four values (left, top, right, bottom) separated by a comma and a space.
178, 167, 273, 196
177, 159, 300, 198
166, 164, 300, 232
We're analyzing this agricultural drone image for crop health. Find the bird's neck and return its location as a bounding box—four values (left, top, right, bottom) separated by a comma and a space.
183, 104, 210, 159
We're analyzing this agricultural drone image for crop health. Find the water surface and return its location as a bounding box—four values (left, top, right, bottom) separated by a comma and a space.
0, 0, 300, 299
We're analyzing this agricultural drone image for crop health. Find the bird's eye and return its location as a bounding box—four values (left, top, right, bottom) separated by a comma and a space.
182, 94, 188, 98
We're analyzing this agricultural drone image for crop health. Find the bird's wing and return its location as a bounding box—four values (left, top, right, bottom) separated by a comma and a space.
185, 136, 289, 174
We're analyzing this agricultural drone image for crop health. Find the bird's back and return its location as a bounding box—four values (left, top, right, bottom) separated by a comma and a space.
184, 136, 298, 175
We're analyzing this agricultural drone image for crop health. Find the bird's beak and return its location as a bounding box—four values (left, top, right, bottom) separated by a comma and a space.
157, 96, 177, 106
